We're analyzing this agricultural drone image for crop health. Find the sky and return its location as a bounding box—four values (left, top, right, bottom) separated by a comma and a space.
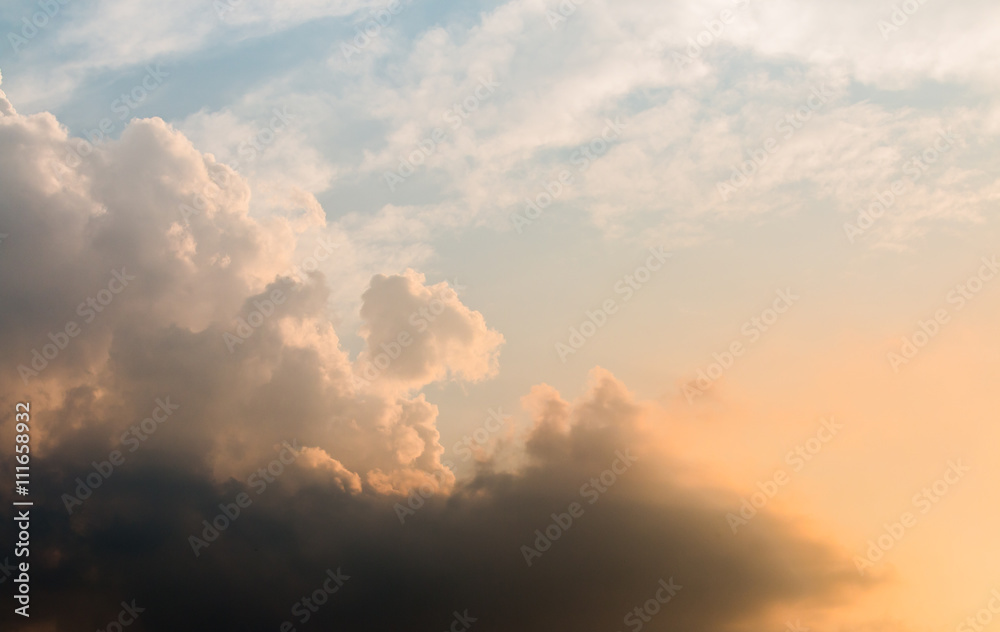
1, 0, 999, 630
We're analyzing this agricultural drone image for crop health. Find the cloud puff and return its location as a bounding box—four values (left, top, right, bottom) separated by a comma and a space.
356, 269, 504, 390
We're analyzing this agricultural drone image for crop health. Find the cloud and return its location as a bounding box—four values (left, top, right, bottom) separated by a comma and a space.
0, 74, 467, 493
0, 364, 867, 631
137, 0, 998, 257
5, 0, 372, 108
357, 269, 504, 390
0, 72, 871, 632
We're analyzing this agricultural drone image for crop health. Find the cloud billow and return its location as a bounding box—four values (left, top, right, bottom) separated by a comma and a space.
0, 81, 864, 631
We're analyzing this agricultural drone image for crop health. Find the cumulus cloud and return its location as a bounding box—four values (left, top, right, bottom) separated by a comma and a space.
0, 76, 870, 631
356, 269, 504, 390
0, 74, 469, 494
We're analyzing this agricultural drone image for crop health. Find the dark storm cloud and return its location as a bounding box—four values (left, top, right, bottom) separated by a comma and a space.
0, 421, 862, 632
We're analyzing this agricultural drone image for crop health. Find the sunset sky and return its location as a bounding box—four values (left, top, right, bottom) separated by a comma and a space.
1, 0, 999, 630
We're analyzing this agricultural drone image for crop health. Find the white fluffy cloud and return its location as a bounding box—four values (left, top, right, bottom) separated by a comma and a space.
155, 0, 1000, 250
0, 75, 498, 496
